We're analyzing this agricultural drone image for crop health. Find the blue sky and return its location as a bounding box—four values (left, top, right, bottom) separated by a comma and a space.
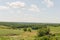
0, 0, 60, 23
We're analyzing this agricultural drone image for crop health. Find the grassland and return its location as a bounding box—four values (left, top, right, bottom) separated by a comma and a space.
0, 25, 37, 40
50, 27, 60, 40
0, 27, 60, 40
0, 22, 60, 40
0, 29, 37, 40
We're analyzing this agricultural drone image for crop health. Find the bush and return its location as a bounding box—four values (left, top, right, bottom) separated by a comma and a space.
37, 28, 50, 37
42, 36, 49, 40
28, 28, 31, 32
23, 28, 27, 31
38, 29, 45, 37
52, 34, 55, 36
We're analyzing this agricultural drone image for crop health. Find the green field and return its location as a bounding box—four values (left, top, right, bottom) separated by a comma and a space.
0, 25, 37, 40
0, 29, 37, 40
50, 27, 60, 40
0, 27, 60, 40
0, 22, 60, 40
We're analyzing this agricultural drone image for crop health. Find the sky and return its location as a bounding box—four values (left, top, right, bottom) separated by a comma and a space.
0, 0, 60, 23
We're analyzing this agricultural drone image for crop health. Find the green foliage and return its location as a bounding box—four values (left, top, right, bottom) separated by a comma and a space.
23, 28, 27, 31
28, 28, 32, 32
0, 22, 60, 30
41, 36, 49, 40
37, 27, 50, 37
0, 22, 60, 40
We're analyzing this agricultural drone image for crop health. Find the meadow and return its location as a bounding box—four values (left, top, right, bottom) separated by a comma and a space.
0, 29, 37, 40
0, 22, 60, 40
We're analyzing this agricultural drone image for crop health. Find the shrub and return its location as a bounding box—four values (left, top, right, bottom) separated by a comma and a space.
23, 28, 27, 31
37, 28, 50, 37
42, 36, 49, 40
38, 29, 45, 37
52, 34, 55, 36
28, 28, 31, 32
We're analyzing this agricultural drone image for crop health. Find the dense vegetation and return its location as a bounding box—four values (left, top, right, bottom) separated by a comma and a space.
0, 22, 60, 40
0, 22, 60, 29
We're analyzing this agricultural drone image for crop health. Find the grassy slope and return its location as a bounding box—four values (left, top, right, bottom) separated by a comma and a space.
0, 26, 60, 40
50, 27, 60, 40
50, 27, 60, 33
0, 25, 37, 40
0, 30, 37, 40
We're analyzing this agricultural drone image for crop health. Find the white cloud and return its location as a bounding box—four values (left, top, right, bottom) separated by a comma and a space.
6, 2, 40, 12
7, 1, 25, 8
0, 6, 9, 10
28, 4, 40, 12
43, 0, 54, 8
